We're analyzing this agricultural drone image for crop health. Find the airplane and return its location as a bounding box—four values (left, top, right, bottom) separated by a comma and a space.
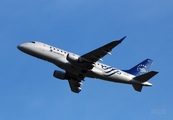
17, 36, 158, 93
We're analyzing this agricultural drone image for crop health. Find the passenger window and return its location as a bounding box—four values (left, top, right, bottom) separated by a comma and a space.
31, 41, 35, 44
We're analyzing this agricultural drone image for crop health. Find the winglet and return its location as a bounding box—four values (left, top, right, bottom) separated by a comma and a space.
119, 36, 126, 42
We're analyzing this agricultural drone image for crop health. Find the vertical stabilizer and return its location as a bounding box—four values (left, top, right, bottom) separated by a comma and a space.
123, 59, 153, 76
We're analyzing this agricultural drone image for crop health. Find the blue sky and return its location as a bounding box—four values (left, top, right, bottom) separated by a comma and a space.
0, 0, 173, 119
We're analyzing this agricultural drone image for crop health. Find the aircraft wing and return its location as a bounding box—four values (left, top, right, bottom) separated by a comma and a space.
81, 36, 126, 64
66, 71, 84, 93
68, 79, 82, 93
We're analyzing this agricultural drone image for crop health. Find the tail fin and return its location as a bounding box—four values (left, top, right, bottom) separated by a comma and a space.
123, 59, 153, 76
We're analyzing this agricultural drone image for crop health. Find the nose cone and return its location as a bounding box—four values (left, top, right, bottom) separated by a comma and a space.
17, 44, 27, 52
17, 44, 23, 51
17, 43, 36, 55
17, 45, 21, 50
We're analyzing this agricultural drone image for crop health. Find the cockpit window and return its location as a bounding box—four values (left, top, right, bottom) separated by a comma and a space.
31, 41, 35, 44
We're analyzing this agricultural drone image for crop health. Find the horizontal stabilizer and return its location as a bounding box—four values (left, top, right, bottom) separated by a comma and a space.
132, 84, 143, 92
133, 71, 158, 82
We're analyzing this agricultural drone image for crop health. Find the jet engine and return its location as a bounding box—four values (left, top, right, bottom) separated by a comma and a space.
53, 70, 66, 80
66, 53, 81, 64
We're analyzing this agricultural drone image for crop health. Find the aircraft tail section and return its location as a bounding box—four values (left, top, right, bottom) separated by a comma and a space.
124, 59, 153, 76
132, 71, 158, 92
133, 71, 158, 82
132, 84, 143, 92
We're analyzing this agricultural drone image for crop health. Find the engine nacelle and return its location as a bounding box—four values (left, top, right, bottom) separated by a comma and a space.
66, 53, 81, 64
53, 70, 66, 80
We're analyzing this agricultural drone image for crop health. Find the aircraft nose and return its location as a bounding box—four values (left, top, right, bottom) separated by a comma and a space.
17, 44, 26, 52
17, 44, 22, 50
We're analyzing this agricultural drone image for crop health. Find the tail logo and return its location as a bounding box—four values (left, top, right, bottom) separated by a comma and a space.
137, 64, 148, 75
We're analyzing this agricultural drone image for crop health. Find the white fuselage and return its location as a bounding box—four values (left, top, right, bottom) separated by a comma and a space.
17, 41, 151, 86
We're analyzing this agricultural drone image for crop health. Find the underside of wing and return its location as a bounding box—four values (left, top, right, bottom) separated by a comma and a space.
81, 36, 126, 64
68, 79, 83, 93
66, 71, 84, 93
